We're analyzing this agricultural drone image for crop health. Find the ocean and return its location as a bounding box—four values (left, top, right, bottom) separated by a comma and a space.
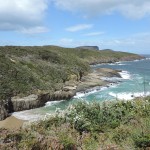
13, 55, 150, 121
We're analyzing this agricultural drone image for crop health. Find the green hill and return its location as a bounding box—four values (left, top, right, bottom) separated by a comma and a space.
0, 46, 143, 99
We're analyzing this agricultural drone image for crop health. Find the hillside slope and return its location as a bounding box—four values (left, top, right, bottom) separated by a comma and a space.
0, 46, 143, 120
0, 46, 143, 99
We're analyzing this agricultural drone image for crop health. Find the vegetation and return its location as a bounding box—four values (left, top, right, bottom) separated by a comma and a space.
0, 97, 150, 150
0, 45, 142, 99
1, 45, 147, 149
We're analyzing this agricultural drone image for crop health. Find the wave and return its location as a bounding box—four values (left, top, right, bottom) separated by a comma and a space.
12, 100, 65, 121
12, 110, 43, 121
109, 91, 150, 100
146, 57, 150, 60
101, 76, 122, 82
118, 63, 126, 65
119, 71, 131, 80
45, 100, 65, 107
74, 83, 118, 99
74, 88, 100, 99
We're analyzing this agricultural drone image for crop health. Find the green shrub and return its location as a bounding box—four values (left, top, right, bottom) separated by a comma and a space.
112, 126, 131, 143
134, 135, 150, 148
58, 132, 77, 150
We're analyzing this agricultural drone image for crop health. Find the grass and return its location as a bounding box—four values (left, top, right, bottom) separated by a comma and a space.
0, 97, 150, 150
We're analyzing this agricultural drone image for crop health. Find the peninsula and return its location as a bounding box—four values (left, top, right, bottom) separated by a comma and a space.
0, 45, 143, 120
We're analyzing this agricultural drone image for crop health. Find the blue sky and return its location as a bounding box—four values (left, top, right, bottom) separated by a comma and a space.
0, 0, 150, 54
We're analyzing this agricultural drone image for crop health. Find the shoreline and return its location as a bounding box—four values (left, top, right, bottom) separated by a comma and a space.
0, 58, 144, 127
90, 57, 146, 67
0, 68, 122, 128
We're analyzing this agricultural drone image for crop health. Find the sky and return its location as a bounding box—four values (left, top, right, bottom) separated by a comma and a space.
0, 0, 150, 54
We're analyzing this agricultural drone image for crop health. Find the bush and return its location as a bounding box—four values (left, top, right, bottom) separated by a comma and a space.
134, 135, 150, 148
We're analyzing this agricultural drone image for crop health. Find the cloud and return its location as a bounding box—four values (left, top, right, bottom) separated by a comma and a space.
84, 32, 105, 36
20, 26, 49, 34
56, 32, 150, 54
0, 0, 49, 32
66, 24, 93, 32
54, 0, 150, 19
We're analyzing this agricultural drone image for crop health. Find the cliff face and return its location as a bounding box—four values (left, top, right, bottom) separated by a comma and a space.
0, 101, 9, 120
0, 92, 76, 120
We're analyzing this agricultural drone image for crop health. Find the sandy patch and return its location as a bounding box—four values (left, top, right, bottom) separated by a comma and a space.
0, 116, 27, 130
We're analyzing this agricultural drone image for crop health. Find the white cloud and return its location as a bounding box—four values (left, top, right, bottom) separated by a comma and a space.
56, 32, 150, 54
84, 32, 105, 36
66, 24, 93, 32
0, 0, 49, 32
20, 26, 49, 34
54, 0, 150, 19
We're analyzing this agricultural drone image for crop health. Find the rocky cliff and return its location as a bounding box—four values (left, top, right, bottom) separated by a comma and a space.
0, 100, 9, 120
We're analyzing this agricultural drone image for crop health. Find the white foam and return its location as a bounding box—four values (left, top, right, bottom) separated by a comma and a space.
109, 63, 116, 66
118, 63, 126, 65
133, 59, 140, 62
109, 91, 150, 100
45, 100, 65, 107
108, 62, 127, 66
119, 71, 131, 80
12, 110, 43, 121
101, 77, 122, 82
74, 88, 99, 99
73, 92, 85, 99
74, 83, 118, 99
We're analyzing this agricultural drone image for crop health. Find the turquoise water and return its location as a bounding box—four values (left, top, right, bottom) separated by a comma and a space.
13, 56, 150, 120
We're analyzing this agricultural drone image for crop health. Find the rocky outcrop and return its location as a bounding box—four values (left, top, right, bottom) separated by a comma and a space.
0, 101, 9, 120
95, 68, 121, 78
76, 46, 99, 50
76, 68, 121, 92
0, 98, 13, 121
11, 95, 41, 112
3, 90, 76, 115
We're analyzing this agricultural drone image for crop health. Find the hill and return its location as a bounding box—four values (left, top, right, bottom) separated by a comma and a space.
0, 46, 143, 99
0, 45, 143, 120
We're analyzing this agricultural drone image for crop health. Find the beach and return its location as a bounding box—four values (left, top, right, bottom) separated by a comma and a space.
0, 116, 26, 130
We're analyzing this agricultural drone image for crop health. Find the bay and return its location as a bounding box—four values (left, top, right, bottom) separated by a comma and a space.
13, 56, 150, 121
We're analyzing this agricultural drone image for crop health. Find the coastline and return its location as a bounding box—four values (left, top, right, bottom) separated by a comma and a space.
0, 57, 144, 129
0, 68, 122, 127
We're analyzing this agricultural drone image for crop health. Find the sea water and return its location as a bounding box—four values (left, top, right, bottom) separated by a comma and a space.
12, 55, 150, 120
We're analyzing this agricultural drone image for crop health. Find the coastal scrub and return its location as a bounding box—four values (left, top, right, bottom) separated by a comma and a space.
0, 97, 149, 150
